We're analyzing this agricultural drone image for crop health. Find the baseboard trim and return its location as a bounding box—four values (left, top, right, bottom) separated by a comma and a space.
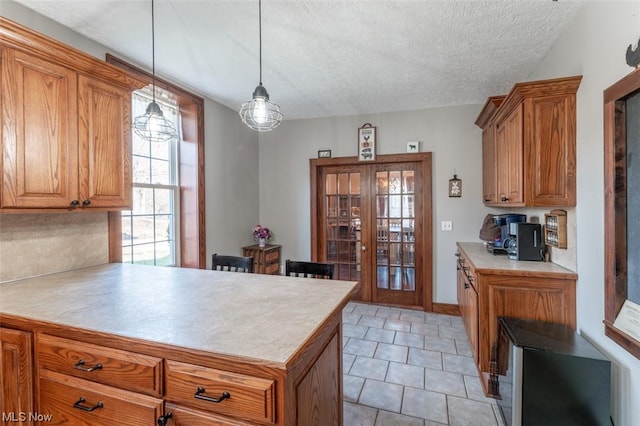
432, 303, 461, 316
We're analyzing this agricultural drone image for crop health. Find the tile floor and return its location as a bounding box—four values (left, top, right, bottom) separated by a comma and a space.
341, 301, 505, 426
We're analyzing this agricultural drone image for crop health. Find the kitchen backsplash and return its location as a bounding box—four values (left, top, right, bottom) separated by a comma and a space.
0, 213, 109, 282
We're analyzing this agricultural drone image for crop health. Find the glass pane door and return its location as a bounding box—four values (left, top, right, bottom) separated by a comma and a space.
324, 170, 363, 282
373, 165, 418, 305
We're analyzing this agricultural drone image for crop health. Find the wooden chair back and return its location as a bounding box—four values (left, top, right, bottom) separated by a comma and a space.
285, 259, 334, 279
211, 254, 254, 273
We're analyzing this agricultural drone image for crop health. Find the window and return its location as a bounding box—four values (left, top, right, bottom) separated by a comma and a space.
107, 54, 205, 268
121, 91, 180, 266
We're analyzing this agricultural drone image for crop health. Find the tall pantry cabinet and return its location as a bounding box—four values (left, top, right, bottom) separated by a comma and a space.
0, 17, 146, 211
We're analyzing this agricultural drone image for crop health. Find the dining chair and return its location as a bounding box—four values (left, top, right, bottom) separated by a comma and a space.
211, 254, 254, 273
285, 259, 334, 279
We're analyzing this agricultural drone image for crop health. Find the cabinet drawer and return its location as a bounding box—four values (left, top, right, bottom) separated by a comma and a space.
39, 369, 162, 426
36, 334, 162, 396
264, 262, 280, 275
165, 360, 275, 424
164, 403, 254, 425
264, 250, 279, 263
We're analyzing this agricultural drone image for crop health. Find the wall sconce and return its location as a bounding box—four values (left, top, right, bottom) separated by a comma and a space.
449, 173, 462, 197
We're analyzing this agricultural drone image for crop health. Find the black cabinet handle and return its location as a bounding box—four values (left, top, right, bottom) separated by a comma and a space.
157, 413, 173, 426
73, 359, 103, 372
82, 199, 91, 206
501, 196, 509, 202
70, 200, 80, 207
194, 387, 230, 403
73, 397, 103, 412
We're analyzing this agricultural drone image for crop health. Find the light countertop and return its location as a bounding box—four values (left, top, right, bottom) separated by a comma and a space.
0, 263, 358, 365
457, 242, 577, 277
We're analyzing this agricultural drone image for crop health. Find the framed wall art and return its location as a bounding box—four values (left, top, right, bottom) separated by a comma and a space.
357, 124, 376, 161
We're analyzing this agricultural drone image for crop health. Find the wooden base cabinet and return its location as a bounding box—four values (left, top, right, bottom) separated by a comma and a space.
456, 243, 576, 396
1, 327, 34, 426
242, 244, 281, 275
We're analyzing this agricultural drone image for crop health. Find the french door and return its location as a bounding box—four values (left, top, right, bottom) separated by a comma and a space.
311, 154, 432, 310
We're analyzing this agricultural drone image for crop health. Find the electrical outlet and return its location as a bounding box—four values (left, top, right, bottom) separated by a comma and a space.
441, 220, 453, 231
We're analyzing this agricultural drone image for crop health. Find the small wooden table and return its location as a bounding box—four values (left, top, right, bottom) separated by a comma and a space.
242, 244, 281, 275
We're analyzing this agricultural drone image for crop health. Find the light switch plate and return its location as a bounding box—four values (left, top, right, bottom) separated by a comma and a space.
441, 220, 453, 231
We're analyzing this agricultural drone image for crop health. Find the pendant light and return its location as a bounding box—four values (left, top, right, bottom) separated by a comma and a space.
133, 0, 177, 142
239, 0, 282, 132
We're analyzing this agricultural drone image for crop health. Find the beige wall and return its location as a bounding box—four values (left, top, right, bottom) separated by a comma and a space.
0, 213, 109, 282
258, 105, 493, 303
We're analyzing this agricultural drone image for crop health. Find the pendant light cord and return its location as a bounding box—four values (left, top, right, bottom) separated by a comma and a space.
151, 0, 156, 104
259, 0, 263, 85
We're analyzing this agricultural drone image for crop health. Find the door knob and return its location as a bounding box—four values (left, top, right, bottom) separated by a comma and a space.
361, 245, 367, 251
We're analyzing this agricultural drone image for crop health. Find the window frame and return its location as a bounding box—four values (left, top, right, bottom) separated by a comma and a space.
106, 54, 205, 269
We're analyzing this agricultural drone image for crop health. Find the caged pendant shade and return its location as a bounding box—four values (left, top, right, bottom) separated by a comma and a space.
133, 0, 177, 142
239, 0, 282, 132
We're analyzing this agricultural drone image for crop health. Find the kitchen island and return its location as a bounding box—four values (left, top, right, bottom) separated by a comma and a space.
0, 263, 358, 425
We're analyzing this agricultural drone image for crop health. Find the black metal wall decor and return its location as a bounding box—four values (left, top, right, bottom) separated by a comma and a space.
626, 36, 640, 68
448, 174, 462, 197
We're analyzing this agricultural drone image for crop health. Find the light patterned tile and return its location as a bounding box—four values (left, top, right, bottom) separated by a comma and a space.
344, 352, 356, 373
424, 368, 466, 397
353, 304, 380, 316
359, 379, 404, 413
359, 315, 386, 329
424, 312, 453, 326
464, 375, 497, 404
401, 387, 448, 424
439, 324, 470, 340
384, 318, 412, 332
411, 322, 440, 336
374, 342, 408, 363
344, 323, 369, 339
375, 409, 425, 426
386, 362, 425, 389
365, 327, 396, 344
350, 356, 389, 381
442, 353, 478, 376
455, 339, 473, 357
424, 336, 457, 354
343, 312, 362, 324
447, 395, 498, 426
343, 401, 377, 426
394, 331, 425, 349
343, 302, 357, 313
344, 338, 378, 357
344, 374, 365, 402
407, 348, 442, 370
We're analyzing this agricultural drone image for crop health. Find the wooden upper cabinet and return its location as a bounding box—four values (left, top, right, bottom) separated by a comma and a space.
0, 17, 146, 211
475, 76, 581, 207
1, 47, 79, 208
78, 75, 132, 208
496, 104, 524, 205
476, 96, 505, 204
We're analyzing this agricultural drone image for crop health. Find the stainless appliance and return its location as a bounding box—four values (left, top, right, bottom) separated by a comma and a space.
494, 317, 611, 426
485, 214, 526, 255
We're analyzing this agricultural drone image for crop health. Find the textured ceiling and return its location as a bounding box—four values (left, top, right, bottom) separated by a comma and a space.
9, 0, 585, 120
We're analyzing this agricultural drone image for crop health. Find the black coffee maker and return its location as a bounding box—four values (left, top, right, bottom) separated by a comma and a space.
505, 222, 545, 261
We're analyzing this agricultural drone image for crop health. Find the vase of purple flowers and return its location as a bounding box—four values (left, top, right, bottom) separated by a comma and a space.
253, 225, 272, 248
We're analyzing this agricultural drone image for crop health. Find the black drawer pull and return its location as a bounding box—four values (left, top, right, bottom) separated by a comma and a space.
73, 397, 103, 412
194, 387, 230, 403
73, 359, 103, 372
